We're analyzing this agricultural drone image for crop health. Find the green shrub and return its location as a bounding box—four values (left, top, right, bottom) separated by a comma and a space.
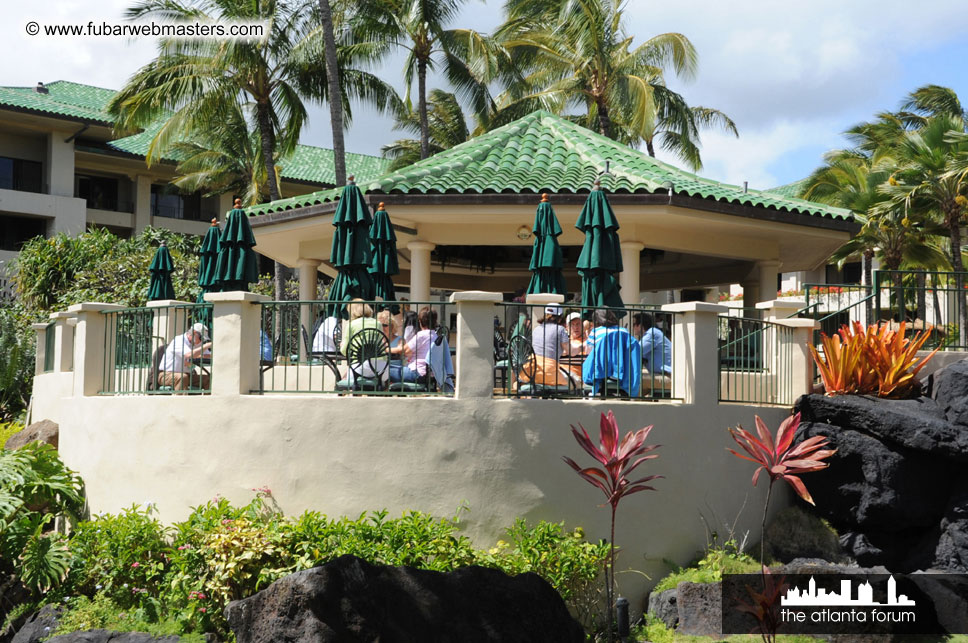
0, 308, 34, 423
53, 593, 206, 642
67, 505, 169, 611
0, 421, 24, 448
652, 539, 759, 593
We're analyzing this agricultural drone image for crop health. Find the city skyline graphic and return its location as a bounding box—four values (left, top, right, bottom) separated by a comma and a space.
781, 576, 916, 607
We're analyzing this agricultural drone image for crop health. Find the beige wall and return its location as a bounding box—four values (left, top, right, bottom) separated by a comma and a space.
30, 295, 811, 612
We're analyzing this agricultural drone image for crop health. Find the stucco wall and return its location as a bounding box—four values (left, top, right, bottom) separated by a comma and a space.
32, 377, 788, 609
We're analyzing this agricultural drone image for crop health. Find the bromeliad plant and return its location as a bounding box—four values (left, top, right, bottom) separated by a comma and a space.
727, 413, 835, 567
810, 321, 937, 398
563, 411, 661, 640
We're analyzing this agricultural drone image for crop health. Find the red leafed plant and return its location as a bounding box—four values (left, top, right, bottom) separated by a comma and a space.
736, 565, 788, 643
727, 412, 836, 566
563, 411, 661, 640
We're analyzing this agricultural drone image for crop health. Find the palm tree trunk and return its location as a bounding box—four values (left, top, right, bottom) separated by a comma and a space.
255, 100, 285, 300
418, 58, 430, 159
645, 138, 656, 157
596, 98, 611, 139
947, 209, 967, 347
863, 249, 874, 326
318, 0, 346, 186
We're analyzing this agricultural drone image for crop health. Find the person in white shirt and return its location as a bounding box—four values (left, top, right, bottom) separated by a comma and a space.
159, 322, 212, 390
312, 315, 340, 354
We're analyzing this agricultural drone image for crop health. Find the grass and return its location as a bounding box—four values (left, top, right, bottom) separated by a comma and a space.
51, 595, 207, 642
652, 541, 761, 594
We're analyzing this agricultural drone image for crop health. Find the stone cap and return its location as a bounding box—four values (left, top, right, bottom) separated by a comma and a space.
773, 318, 821, 329
31, 323, 49, 331
66, 302, 126, 313
449, 291, 504, 304
147, 299, 193, 308
48, 311, 74, 320
756, 299, 807, 311
661, 302, 729, 314
524, 293, 565, 305
204, 291, 271, 303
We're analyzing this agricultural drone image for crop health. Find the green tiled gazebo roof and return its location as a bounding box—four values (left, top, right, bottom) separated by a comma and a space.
246, 110, 852, 221
0, 80, 389, 186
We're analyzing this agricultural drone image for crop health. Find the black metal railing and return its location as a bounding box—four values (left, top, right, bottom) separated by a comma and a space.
494, 303, 678, 401
718, 316, 794, 405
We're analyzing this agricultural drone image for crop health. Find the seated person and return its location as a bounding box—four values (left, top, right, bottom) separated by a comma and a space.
563, 311, 588, 357
523, 305, 573, 388
312, 314, 341, 354
378, 310, 404, 366
391, 307, 437, 384
260, 330, 273, 362
582, 310, 641, 397
632, 312, 672, 375
341, 299, 386, 383
159, 323, 212, 390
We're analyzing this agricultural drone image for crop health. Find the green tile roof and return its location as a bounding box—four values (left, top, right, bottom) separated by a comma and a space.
0, 80, 115, 124
0, 80, 388, 186
247, 110, 852, 221
766, 178, 809, 199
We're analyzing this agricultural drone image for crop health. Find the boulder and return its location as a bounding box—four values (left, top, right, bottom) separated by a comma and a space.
764, 506, 845, 564
4, 420, 58, 451
646, 587, 677, 629
933, 486, 968, 573
794, 421, 952, 532
8, 605, 61, 643
224, 555, 584, 643
44, 634, 181, 643
932, 359, 968, 427
796, 395, 968, 462
675, 582, 721, 638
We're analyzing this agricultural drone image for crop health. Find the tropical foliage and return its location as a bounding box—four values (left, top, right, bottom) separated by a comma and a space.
563, 410, 661, 639
0, 310, 33, 423
382, 89, 470, 171
727, 413, 835, 565
809, 321, 938, 398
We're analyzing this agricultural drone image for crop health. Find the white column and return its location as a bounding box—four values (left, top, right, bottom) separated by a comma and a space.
297, 259, 321, 361
757, 260, 780, 304
774, 318, 821, 398
204, 291, 270, 396
408, 241, 435, 302
67, 303, 125, 397
662, 301, 728, 405
31, 323, 49, 376
451, 291, 503, 399
46, 131, 74, 198
741, 278, 759, 312
218, 192, 235, 217
134, 175, 153, 233
147, 299, 192, 344
50, 311, 76, 372
620, 241, 644, 305
755, 299, 807, 321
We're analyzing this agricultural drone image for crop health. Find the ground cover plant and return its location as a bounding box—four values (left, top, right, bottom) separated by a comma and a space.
17, 490, 609, 639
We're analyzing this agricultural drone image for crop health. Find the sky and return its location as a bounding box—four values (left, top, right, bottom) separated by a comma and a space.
4, 0, 968, 191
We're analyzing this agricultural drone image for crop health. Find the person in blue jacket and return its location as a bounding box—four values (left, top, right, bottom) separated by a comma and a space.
582, 309, 641, 397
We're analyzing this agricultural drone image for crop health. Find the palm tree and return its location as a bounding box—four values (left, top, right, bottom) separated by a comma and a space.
492, 0, 735, 169
351, 0, 469, 160
381, 89, 469, 170
318, 0, 347, 186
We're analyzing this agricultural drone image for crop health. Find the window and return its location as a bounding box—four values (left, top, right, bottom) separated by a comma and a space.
0, 214, 47, 251
76, 174, 120, 211
0, 156, 43, 193
151, 184, 202, 220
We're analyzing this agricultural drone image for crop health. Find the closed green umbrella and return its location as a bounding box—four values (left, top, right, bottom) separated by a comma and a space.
215, 198, 259, 292
196, 218, 221, 303
368, 201, 399, 303
328, 177, 375, 316
147, 241, 176, 301
576, 181, 624, 314
526, 193, 567, 295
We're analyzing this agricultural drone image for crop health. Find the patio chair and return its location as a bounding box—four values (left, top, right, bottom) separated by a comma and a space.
388, 325, 450, 394
146, 336, 173, 393
337, 327, 390, 392
300, 325, 341, 384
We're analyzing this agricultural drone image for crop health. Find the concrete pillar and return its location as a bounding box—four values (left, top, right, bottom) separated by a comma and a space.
451, 291, 503, 400
134, 175, 153, 233
775, 318, 820, 398
147, 300, 193, 345
756, 299, 807, 321
32, 323, 49, 376
408, 241, 435, 302
67, 303, 125, 396
662, 301, 728, 405
49, 311, 75, 372
204, 291, 270, 396
46, 131, 74, 198
741, 279, 759, 312
757, 260, 780, 303
297, 259, 321, 361
218, 192, 235, 217
620, 241, 644, 305
525, 293, 565, 326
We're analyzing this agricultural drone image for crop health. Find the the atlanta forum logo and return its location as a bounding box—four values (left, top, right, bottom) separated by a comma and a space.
780, 575, 916, 625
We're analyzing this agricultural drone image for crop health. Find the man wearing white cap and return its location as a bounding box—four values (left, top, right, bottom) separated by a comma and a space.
158, 322, 213, 390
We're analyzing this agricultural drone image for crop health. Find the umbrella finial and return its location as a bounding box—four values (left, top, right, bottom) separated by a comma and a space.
348, 175, 355, 184
540, 193, 549, 203
378, 202, 385, 210
233, 198, 242, 208
160, 240, 167, 247
593, 178, 601, 190
210, 218, 218, 227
